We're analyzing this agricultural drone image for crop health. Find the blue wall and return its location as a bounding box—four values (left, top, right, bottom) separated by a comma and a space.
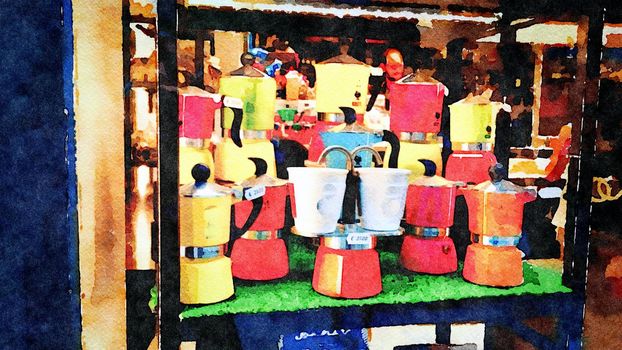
0, 1, 81, 348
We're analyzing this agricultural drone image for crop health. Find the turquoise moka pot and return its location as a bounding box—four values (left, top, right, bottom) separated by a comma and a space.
319, 107, 382, 169
319, 132, 382, 168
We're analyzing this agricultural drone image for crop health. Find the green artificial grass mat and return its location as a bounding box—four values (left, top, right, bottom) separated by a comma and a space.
180, 237, 571, 319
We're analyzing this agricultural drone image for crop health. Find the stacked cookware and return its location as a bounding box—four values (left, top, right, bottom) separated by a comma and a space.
288, 145, 410, 298
446, 93, 506, 184
216, 52, 278, 183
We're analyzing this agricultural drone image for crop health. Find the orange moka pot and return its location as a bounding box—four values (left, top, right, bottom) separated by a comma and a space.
460, 177, 537, 237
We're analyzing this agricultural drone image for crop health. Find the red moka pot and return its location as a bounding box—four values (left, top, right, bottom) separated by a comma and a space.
390, 76, 446, 134
231, 158, 290, 280
405, 182, 459, 228
178, 86, 221, 139
233, 185, 288, 231
401, 160, 461, 274
445, 151, 497, 185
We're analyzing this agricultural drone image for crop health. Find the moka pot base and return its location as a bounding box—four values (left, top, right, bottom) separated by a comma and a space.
312, 245, 382, 299
293, 225, 399, 299
400, 235, 457, 275
180, 256, 234, 304
463, 244, 524, 287
400, 226, 456, 274
230, 237, 289, 281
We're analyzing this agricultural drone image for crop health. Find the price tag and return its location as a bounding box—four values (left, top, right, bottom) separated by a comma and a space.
346, 232, 371, 245
243, 185, 266, 200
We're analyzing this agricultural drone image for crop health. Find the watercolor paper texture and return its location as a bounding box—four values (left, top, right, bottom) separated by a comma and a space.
2, 1, 622, 349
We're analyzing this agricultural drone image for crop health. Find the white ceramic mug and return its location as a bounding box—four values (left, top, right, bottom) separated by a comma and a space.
287, 167, 348, 235
357, 168, 411, 231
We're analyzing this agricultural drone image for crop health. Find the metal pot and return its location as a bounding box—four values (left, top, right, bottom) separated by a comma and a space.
460, 164, 537, 237
219, 75, 277, 132
390, 76, 446, 134
449, 98, 504, 144
314, 63, 370, 114
178, 86, 220, 139
405, 160, 462, 228
179, 164, 233, 247
232, 158, 289, 233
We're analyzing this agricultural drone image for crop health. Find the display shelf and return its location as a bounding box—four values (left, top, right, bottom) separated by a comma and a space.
181, 237, 570, 318
154, 1, 607, 348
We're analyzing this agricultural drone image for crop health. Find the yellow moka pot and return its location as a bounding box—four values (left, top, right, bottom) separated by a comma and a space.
214, 137, 276, 184
314, 63, 370, 114
449, 100, 503, 144
382, 141, 443, 182
219, 76, 277, 131
179, 140, 215, 185
179, 164, 232, 247
179, 164, 235, 304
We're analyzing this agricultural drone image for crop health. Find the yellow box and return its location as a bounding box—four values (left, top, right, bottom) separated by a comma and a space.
180, 256, 234, 304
